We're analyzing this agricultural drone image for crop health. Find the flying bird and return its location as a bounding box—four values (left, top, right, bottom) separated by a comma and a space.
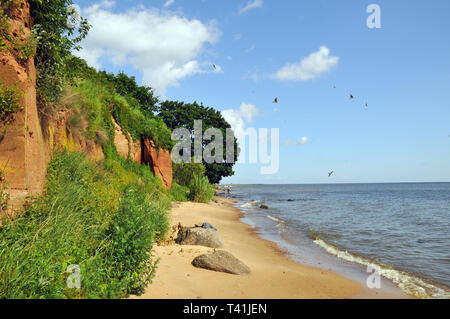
212, 63, 217, 70
328, 170, 334, 177
349, 94, 354, 100
365, 102, 368, 107
273, 97, 278, 103
333, 85, 336, 89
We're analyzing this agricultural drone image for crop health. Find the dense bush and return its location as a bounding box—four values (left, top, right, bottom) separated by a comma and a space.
111, 92, 173, 150
173, 161, 206, 188
99, 71, 159, 117
188, 175, 215, 203
102, 187, 166, 297
168, 183, 189, 202
0, 150, 169, 298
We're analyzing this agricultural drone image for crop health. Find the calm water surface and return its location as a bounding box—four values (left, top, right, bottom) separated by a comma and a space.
226, 183, 450, 298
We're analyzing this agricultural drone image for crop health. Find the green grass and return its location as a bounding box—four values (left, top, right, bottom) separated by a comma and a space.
188, 175, 215, 203
0, 150, 170, 298
63, 78, 173, 151
168, 183, 189, 202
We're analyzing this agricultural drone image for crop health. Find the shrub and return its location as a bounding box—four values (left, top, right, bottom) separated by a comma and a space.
188, 175, 215, 203
0, 150, 170, 298
173, 161, 206, 188
101, 187, 167, 297
169, 183, 189, 202
111, 92, 173, 150
99, 71, 158, 117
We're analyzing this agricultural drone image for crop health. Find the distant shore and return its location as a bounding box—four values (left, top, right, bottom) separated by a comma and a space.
131, 197, 410, 299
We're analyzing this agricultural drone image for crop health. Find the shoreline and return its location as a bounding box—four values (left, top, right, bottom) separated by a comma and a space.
131, 197, 410, 299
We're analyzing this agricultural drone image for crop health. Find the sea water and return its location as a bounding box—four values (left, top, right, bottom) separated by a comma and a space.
227, 183, 450, 299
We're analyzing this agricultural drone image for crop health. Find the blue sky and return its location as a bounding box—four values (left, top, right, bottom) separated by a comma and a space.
73, 0, 450, 184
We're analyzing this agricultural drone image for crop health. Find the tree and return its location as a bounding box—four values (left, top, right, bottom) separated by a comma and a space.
29, 0, 90, 104
158, 101, 239, 184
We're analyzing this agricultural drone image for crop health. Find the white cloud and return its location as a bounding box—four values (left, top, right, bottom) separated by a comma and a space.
275, 46, 338, 81
284, 137, 309, 146
238, 0, 264, 15
163, 0, 175, 8
75, 1, 220, 96
221, 102, 259, 140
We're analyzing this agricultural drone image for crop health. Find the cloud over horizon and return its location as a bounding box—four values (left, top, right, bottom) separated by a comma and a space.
75, 1, 220, 96
275, 46, 338, 81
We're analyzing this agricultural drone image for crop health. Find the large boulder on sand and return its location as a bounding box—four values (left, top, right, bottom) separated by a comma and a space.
175, 226, 224, 248
192, 250, 251, 275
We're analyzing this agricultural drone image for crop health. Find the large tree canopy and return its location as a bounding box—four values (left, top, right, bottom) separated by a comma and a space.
158, 101, 239, 184
30, 0, 90, 104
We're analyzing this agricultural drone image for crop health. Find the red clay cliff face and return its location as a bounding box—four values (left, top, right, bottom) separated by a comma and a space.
48, 111, 104, 161
112, 118, 141, 164
112, 119, 172, 190
0, 1, 172, 215
0, 1, 103, 213
0, 0, 47, 209
142, 138, 173, 190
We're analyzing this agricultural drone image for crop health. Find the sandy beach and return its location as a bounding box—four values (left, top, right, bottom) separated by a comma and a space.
131, 197, 408, 299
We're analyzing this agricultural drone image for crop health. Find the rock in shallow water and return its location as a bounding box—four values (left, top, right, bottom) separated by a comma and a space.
192, 250, 251, 275
175, 227, 224, 248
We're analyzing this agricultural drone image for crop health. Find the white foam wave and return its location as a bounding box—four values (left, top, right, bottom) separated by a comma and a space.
267, 215, 283, 223
313, 237, 450, 299
241, 200, 264, 208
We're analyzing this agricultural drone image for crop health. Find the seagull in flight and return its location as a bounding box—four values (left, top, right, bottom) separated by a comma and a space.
212, 63, 217, 70
273, 97, 278, 103
328, 170, 334, 177
349, 94, 355, 100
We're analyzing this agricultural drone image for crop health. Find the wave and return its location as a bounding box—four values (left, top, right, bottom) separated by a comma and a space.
267, 215, 284, 224
311, 234, 450, 299
241, 200, 264, 208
